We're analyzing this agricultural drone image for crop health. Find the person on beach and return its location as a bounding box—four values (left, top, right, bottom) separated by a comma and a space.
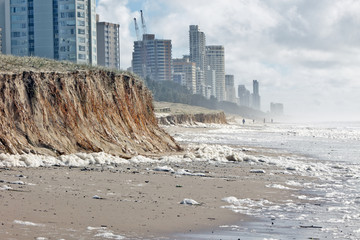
242, 119, 245, 124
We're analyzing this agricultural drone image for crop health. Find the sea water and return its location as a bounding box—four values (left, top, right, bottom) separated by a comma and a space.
174, 121, 360, 240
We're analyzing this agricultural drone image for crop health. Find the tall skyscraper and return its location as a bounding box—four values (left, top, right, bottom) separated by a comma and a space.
206, 45, 225, 101
189, 25, 207, 97
252, 80, 261, 110
238, 85, 250, 107
0, 0, 97, 65
132, 34, 172, 81
96, 16, 120, 70
225, 75, 236, 103
173, 56, 196, 93
189, 25, 206, 72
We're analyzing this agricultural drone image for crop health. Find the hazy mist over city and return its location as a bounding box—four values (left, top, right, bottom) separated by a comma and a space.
97, 0, 360, 122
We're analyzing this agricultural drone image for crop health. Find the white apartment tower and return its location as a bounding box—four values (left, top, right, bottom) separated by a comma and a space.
189, 25, 206, 72
0, 0, 97, 65
189, 25, 207, 97
225, 74, 236, 103
206, 45, 225, 101
96, 16, 120, 70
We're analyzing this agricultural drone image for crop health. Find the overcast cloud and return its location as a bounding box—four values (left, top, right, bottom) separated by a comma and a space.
97, 0, 360, 121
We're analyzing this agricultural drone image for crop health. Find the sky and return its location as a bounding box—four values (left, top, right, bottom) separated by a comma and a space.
96, 0, 360, 121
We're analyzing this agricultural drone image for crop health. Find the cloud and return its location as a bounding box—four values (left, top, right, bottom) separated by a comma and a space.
96, 0, 360, 121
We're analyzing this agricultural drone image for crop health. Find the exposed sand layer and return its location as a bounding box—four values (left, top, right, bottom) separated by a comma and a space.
154, 101, 227, 125
0, 154, 305, 239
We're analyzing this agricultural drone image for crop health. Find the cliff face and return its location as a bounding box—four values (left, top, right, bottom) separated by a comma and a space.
0, 70, 180, 157
157, 112, 227, 125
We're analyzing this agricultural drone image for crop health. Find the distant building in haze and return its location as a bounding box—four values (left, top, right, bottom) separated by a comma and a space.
205, 65, 216, 98
96, 16, 120, 70
270, 102, 284, 115
132, 34, 172, 81
196, 67, 205, 95
225, 74, 236, 103
173, 72, 186, 86
173, 56, 196, 93
238, 84, 250, 107
0, 0, 97, 64
206, 45, 225, 101
252, 80, 261, 110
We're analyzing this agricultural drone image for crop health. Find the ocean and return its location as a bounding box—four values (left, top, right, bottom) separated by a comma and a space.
174, 121, 360, 240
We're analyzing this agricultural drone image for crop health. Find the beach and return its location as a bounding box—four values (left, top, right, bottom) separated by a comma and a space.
0, 123, 309, 240
2, 120, 359, 239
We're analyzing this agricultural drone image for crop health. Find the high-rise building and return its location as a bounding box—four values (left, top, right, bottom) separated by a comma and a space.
206, 45, 225, 101
0, 0, 97, 64
225, 75, 236, 103
132, 34, 172, 81
238, 85, 250, 107
0, 0, 9, 54
270, 102, 284, 115
196, 67, 205, 95
0, 27, 2, 53
189, 25, 207, 98
173, 56, 196, 93
252, 80, 261, 110
96, 16, 120, 70
205, 65, 216, 98
173, 72, 186, 86
189, 25, 206, 72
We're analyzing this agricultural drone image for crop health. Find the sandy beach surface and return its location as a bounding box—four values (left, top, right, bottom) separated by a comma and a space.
0, 125, 308, 240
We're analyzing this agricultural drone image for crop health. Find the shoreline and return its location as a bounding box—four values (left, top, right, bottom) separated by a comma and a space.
0, 123, 310, 239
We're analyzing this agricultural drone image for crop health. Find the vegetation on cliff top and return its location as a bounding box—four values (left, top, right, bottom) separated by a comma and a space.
0, 54, 139, 78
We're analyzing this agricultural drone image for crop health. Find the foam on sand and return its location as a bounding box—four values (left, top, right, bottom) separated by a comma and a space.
87, 226, 124, 239
180, 198, 200, 205
13, 220, 45, 227
0, 143, 249, 168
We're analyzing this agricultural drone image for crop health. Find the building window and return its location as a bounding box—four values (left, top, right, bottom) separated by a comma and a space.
78, 45, 85, 51
77, 20, 85, 26
77, 3, 84, 9
77, 12, 85, 18
59, 4, 75, 10
60, 12, 75, 18
11, 32, 21, 37
78, 53, 86, 60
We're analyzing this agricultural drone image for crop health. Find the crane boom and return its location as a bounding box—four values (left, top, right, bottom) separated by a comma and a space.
140, 10, 147, 35
133, 18, 140, 41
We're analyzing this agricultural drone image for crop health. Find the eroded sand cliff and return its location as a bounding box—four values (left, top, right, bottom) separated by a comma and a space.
0, 56, 180, 156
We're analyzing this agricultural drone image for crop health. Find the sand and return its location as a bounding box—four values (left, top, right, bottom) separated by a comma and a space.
0, 125, 308, 240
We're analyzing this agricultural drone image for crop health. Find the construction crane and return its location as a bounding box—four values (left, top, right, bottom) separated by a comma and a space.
140, 10, 147, 35
133, 18, 140, 41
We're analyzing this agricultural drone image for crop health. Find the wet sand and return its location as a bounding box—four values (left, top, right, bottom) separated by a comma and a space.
0, 156, 304, 239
